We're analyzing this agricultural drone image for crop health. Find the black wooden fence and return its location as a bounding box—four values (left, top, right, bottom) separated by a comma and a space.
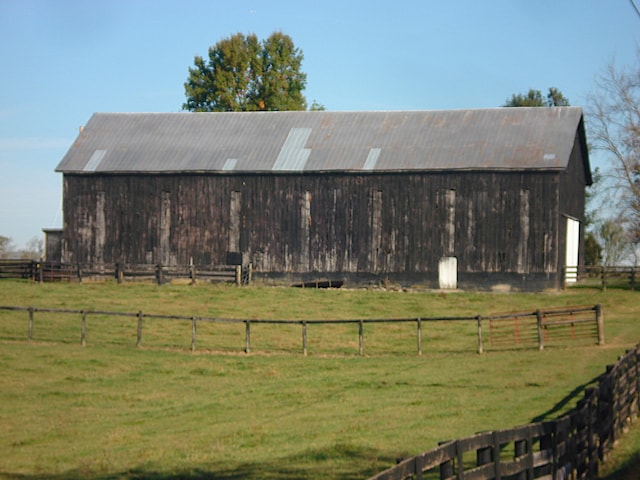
0, 305, 603, 356
367, 343, 639, 480
0, 260, 243, 285
0, 259, 45, 280
565, 265, 638, 290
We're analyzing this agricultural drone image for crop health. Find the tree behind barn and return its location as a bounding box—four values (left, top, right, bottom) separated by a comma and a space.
503, 87, 570, 107
183, 32, 307, 112
504, 87, 605, 263
588, 55, 640, 249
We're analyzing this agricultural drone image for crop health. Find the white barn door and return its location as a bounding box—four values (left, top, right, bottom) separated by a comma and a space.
565, 217, 580, 283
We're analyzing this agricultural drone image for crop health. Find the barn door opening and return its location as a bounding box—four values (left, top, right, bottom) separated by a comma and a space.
565, 217, 580, 283
439, 256, 457, 289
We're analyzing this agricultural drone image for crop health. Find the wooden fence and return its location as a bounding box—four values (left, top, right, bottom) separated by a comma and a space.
0, 259, 41, 280
565, 265, 638, 290
368, 344, 639, 480
0, 260, 243, 285
486, 306, 604, 352
0, 305, 603, 356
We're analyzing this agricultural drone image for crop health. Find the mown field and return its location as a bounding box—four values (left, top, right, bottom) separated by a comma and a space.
0, 280, 639, 479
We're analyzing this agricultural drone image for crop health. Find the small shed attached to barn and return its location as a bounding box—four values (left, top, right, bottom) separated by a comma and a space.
54, 107, 591, 290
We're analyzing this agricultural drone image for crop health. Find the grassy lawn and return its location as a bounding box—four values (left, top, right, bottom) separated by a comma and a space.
0, 280, 639, 479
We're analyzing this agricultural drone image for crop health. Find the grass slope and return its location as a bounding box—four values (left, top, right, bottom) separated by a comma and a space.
0, 281, 638, 479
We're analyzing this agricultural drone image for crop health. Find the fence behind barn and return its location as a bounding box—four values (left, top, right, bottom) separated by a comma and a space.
564, 265, 639, 290
0, 260, 244, 285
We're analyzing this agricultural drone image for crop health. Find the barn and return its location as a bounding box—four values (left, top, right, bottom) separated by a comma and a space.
53, 107, 591, 291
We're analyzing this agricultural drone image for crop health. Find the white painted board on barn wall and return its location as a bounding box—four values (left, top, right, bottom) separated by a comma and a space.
439, 256, 457, 289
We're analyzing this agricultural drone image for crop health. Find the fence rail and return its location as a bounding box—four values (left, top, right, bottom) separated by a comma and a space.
0, 304, 603, 356
565, 265, 638, 290
368, 344, 639, 480
0, 260, 244, 285
4, 261, 639, 290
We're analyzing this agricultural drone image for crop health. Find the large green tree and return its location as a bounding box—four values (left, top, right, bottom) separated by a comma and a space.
503, 87, 570, 107
183, 32, 307, 112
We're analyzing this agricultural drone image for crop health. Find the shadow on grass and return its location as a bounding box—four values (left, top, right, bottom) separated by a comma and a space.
0, 443, 393, 480
529, 375, 640, 480
599, 453, 640, 480
530, 374, 600, 423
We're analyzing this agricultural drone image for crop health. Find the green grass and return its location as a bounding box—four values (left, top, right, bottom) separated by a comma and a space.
599, 421, 640, 480
0, 280, 639, 479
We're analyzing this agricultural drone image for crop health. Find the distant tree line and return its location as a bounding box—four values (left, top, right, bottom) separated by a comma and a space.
0, 235, 43, 260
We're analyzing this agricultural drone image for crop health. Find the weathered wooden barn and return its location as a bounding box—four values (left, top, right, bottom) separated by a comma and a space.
54, 108, 591, 290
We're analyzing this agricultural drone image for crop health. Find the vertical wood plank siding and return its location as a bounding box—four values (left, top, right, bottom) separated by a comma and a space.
559, 131, 589, 268
62, 168, 578, 287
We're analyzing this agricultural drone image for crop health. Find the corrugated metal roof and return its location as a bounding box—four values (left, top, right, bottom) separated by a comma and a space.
55, 108, 587, 174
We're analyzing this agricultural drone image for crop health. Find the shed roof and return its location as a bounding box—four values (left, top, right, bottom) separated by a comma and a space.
56, 108, 589, 179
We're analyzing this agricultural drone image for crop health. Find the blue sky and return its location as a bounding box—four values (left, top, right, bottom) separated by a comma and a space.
1, 0, 639, 247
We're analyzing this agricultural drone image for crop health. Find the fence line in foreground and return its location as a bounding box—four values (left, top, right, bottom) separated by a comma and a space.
368, 343, 639, 480
0, 304, 603, 355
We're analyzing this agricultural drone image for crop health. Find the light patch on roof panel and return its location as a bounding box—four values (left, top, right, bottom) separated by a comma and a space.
543, 153, 556, 162
223, 158, 237, 171
273, 128, 312, 171
84, 149, 107, 171
363, 148, 381, 170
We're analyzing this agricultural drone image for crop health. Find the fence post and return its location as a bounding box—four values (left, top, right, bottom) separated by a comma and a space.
601, 266, 607, 291
476, 315, 483, 354
414, 455, 423, 480
235, 265, 241, 286
302, 321, 307, 356
596, 304, 605, 346
155, 264, 164, 285
136, 310, 143, 347
245, 320, 251, 354
513, 438, 528, 480
540, 422, 556, 479
81, 310, 87, 347
358, 320, 364, 356
28, 306, 34, 341
523, 425, 536, 480
581, 386, 599, 478
439, 441, 454, 480
417, 318, 422, 356
635, 347, 640, 422
536, 309, 544, 351
189, 258, 196, 285
191, 317, 197, 352
630, 268, 636, 291
599, 366, 615, 460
